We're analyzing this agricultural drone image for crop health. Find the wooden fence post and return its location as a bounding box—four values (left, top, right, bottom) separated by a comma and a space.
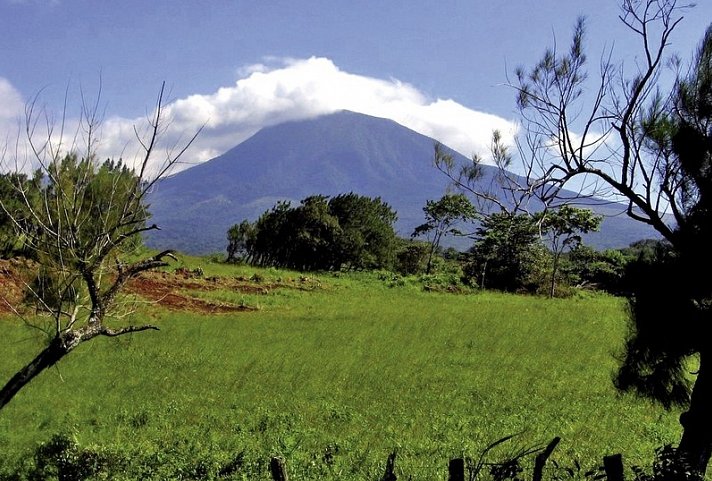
269, 456, 289, 481
381, 450, 398, 481
448, 458, 465, 481
533, 437, 561, 481
603, 454, 624, 481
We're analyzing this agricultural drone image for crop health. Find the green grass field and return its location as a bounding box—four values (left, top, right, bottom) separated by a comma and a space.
0, 258, 683, 480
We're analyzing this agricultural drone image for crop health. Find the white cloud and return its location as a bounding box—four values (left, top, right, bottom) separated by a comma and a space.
4, 58, 519, 176
0, 78, 25, 169
0, 77, 23, 123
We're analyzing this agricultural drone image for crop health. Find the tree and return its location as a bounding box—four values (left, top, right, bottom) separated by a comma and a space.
236, 193, 398, 271
0, 84, 200, 410
251, 200, 292, 267
506, 1, 712, 474
566, 244, 629, 293
0, 170, 41, 258
537, 206, 602, 297
412, 193, 477, 274
288, 195, 342, 271
466, 212, 544, 291
226, 220, 256, 263
394, 238, 430, 276
328, 193, 398, 270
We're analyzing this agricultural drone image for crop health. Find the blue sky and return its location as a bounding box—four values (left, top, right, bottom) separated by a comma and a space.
1, 0, 711, 170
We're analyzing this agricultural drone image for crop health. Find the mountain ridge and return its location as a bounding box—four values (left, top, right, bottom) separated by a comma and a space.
145, 110, 659, 254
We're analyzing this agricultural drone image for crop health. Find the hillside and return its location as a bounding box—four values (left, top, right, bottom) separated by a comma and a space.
145, 111, 658, 254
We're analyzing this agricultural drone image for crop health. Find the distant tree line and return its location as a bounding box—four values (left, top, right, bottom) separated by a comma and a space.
225, 189, 670, 299
460, 207, 603, 296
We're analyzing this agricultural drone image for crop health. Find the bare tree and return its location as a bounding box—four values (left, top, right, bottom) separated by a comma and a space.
0, 83, 201, 410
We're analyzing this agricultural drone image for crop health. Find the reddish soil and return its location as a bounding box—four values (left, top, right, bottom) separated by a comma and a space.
0, 258, 33, 314
125, 272, 261, 314
1, 260, 321, 315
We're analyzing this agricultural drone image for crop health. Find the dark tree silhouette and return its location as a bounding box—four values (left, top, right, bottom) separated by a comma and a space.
226, 220, 257, 263
615, 22, 712, 475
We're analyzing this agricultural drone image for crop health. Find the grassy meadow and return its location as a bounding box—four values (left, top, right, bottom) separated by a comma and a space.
0, 257, 682, 480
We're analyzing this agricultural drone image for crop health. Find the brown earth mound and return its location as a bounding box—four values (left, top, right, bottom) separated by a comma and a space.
126, 273, 259, 314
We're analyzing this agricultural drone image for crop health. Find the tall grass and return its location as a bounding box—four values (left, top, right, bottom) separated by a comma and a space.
0, 262, 681, 480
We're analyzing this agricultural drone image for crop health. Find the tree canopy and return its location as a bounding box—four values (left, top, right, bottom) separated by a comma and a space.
537, 206, 602, 297
227, 193, 398, 271
0, 170, 41, 258
412, 193, 477, 274
464, 212, 544, 292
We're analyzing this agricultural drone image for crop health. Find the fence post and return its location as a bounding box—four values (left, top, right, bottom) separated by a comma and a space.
269, 456, 289, 481
448, 458, 465, 481
381, 450, 398, 481
603, 454, 624, 481
533, 437, 561, 481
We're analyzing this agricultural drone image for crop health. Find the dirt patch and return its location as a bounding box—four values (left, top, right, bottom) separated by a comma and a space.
125, 269, 323, 313
2, 260, 322, 315
0, 258, 34, 314
126, 273, 259, 314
